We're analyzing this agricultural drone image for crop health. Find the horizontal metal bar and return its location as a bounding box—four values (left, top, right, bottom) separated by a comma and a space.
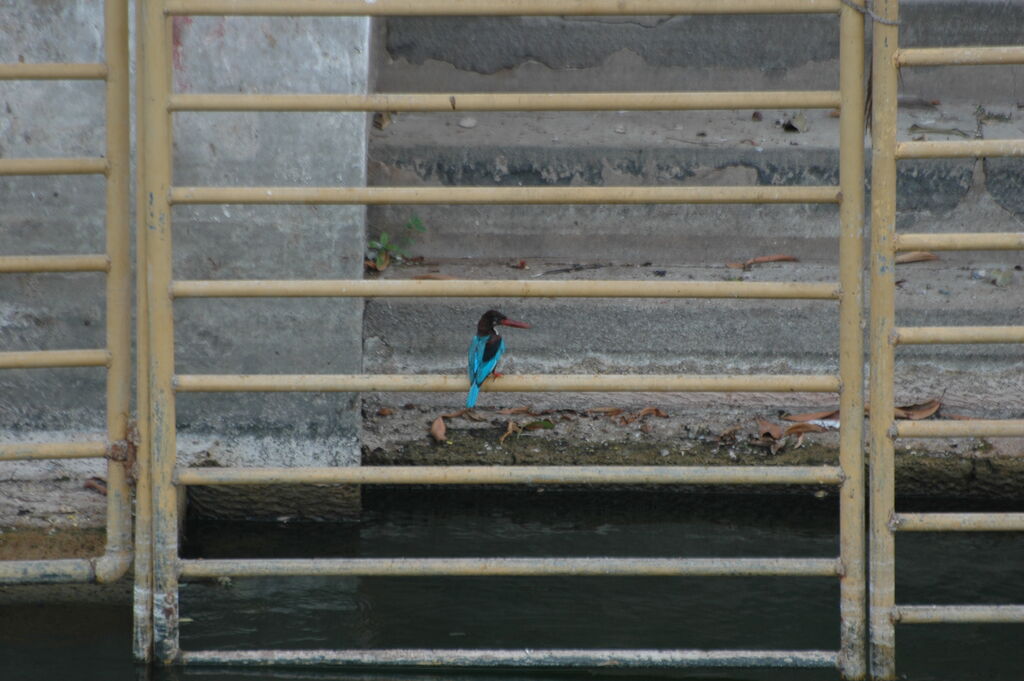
0, 441, 109, 462
895, 420, 1024, 439
165, 0, 843, 17
895, 605, 1024, 624
0, 63, 107, 80
170, 185, 842, 206
179, 556, 841, 579
169, 90, 842, 112
895, 232, 1024, 251
897, 46, 1024, 67
895, 326, 1024, 345
178, 648, 839, 669
172, 279, 841, 300
0, 158, 108, 176
893, 513, 1024, 532
0, 559, 96, 584
0, 254, 111, 273
174, 373, 841, 393
896, 139, 1024, 159
0, 349, 111, 369
176, 465, 845, 487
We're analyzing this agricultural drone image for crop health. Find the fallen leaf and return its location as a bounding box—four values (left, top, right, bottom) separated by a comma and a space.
783, 408, 840, 422
895, 251, 939, 264
376, 408, 393, 417
945, 413, 976, 420
587, 407, 624, 417
412, 273, 456, 280
640, 423, 653, 434
523, 419, 555, 431
784, 422, 829, 436
751, 111, 763, 122
718, 425, 742, 443
499, 420, 521, 444
441, 408, 469, 419
636, 407, 669, 419
757, 419, 784, 440
430, 416, 446, 443
895, 398, 941, 420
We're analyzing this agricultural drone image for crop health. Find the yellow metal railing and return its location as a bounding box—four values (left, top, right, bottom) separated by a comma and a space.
0, 0, 134, 585
867, 2, 1024, 678
139, 0, 868, 675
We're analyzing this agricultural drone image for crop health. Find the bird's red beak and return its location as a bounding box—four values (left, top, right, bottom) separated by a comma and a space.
500, 318, 531, 329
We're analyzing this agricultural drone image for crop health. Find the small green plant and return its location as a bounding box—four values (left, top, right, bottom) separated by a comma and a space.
368, 214, 426, 271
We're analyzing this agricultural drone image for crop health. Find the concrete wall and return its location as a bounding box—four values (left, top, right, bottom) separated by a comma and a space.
2, 2, 370, 520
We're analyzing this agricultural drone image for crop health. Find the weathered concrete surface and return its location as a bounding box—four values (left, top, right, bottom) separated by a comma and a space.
378, 1, 1024, 100
2, 4, 370, 522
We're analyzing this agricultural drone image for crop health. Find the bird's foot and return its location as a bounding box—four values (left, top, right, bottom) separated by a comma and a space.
492, 371, 504, 379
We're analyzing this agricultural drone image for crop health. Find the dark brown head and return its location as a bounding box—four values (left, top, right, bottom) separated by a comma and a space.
476, 309, 531, 336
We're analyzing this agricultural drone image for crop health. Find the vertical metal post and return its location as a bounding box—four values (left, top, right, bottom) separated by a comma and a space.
97, 0, 134, 584
133, 0, 156, 660
837, 2, 866, 678
868, 0, 900, 678
141, 0, 180, 663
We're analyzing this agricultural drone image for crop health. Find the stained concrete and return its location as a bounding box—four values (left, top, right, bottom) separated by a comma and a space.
2, 4, 370, 521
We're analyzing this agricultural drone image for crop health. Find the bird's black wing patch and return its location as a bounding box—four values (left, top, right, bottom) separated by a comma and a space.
481, 334, 502, 364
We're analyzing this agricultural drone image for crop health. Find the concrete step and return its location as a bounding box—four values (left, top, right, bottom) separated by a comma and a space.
376, 1, 1024, 103
368, 104, 1024, 265
363, 260, 1024, 420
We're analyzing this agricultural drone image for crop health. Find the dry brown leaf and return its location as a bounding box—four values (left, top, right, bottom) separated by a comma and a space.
636, 407, 669, 419
376, 408, 393, 417
718, 425, 742, 443
896, 398, 941, 420
412, 273, 457, 280
441, 408, 470, 419
498, 420, 521, 444
757, 419, 784, 440
784, 422, 829, 436
945, 413, 976, 420
895, 251, 939, 264
782, 408, 840, 422
429, 416, 446, 443
588, 407, 624, 418
640, 423, 654, 434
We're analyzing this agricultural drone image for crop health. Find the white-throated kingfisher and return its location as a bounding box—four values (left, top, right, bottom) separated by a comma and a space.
466, 309, 531, 408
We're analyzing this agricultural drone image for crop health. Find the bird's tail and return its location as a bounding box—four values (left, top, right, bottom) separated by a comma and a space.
466, 383, 480, 408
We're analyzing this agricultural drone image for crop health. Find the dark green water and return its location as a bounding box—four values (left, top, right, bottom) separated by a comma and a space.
3, 490, 1023, 680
